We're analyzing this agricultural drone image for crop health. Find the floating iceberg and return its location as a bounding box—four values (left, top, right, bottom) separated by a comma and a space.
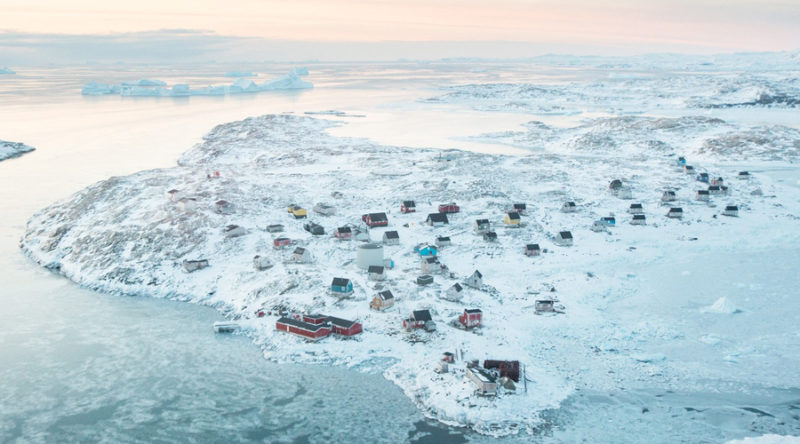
702, 297, 741, 314
120, 79, 167, 87
0, 67, 15, 75
81, 81, 121, 95
224, 71, 257, 77
0, 139, 35, 161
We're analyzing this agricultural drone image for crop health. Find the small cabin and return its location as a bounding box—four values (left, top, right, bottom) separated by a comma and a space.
711, 177, 724, 186
330, 277, 354, 296
697, 172, 710, 183
224, 224, 246, 238
370, 290, 395, 311
404, 309, 435, 331
167, 189, 183, 202
334, 226, 352, 240
723, 205, 739, 217
609, 179, 623, 190
696, 190, 710, 201
436, 236, 452, 247
464, 270, 483, 289
535, 299, 555, 313
555, 231, 573, 246
401, 200, 416, 213
738, 171, 750, 179
561, 201, 577, 213
459, 308, 483, 328
273, 237, 292, 249
474, 219, 491, 234
362, 212, 389, 228
426, 213, 449, 226
292, 247, 312, 263
483, 360, 520, 382
661, 191, 677, 202
444, 283, 464, 301
684, 165, 696, 174
600, 216, 616, 227
512, 203, 527, 214
183, 259, 209, 272
275, 317, 331, 341
253, 255, 273, 270
327, 316, 363, 336
631, 214, 646, 225
415, 244, 438, 257
438, 203, 460, 214
382, 230, 399, 245
420, 256, 440, 274
416, 275, 434, 286
177, 197, 196, 211
266, 224, 284, 233
368, 265, 385, 281
304, 222, 325, 235
628, 203, 644, 214
504, 211, 521, 226
466, 366, 497, 396
667, 207, 683, 219
483, 231, 498, 242
525, 243, 541, 256
313, 202, 336, 215
215, 199, 235, 215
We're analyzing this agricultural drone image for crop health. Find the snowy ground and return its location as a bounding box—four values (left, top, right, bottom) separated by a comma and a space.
21, 110, 800, 436
0, 139, 34, 161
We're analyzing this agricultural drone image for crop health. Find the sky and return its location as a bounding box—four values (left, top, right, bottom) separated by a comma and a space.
1, 0, 799, 64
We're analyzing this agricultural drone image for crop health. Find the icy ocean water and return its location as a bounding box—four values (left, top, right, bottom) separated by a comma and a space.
1, 63, 799, 443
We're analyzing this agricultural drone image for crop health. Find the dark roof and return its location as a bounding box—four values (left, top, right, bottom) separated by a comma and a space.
225, 224, 240, 231
697, 190, 710, 195
425, 257, 438, 264
332, 277, 351, 287
427, 213, 449, 223
630, 203, 643, 209
698, 172, 709, 177
739, 171, 750, 175
564, 201, 576, 206
293, 247, 306, 254
275, 237, 290, 242
633, 214, 646, 220
412, 310, 432, 321
708, 185, 720, 191
304, 314, 327, 320
216, 199, 229, 205
337, 226, 352, 233
368, 265, 384, 274
368, 212, 388, 221
451, 283, 463, 292
678, 156, 686, 160
526, 243, 540, 250
725, 205, 739, 211
559, 231, 573, 239
327, 316, 358, 329
475, 218, 490, 225
465, 308, 482, 314
609, 179, 623, 189
437, 236, 451, 241
484, 231, 497, 239
513, 203, 526, 209
277, 317, 328, 332
602, 217, 615, 222
267, 223, 284, 228
472, 270, 483, 278
378, 290, 394, 300
663, 191, 676, 195
507, 211, 520, 220
384, 231, 399, 239
669, 207, 683, 212
403, 200, 416, 207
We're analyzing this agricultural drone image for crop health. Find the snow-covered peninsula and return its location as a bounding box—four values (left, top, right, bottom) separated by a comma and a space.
21, 114, 800, 436
0, 139, 34, 161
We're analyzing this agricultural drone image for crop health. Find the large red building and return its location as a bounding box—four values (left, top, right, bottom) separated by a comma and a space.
275, 317, 332, 341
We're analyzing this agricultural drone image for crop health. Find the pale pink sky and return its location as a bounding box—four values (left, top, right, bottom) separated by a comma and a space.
3, 0, 799, 51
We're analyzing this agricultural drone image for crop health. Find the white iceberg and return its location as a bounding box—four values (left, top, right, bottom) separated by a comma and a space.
702, 297, 741, 314
0, 67, 15, 75
81, 81, 120, 95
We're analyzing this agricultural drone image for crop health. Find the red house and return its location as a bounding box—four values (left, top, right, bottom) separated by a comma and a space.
459, 308, 483, 328
438, 203, 460, 214
273, 237, 292, 249
401, 200, 416, 213
275, 317, 331, 341
327, 316, 363, 336
362, 212, 389, 228
334, 226, 352, 240
483, 360, 520, 382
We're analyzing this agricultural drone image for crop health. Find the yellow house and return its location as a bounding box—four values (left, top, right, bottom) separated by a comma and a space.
290, 206, 307, 218
370, 290, 395, 311
504, 211, 521, 226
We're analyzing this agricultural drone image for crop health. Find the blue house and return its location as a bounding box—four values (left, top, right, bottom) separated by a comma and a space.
697, 172, 709, 183
330, 277, 354, 295
676, 156, 686, 167
414, 244, 438, 257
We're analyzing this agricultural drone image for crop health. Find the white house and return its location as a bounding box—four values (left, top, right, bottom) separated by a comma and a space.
464, 270, 483, 289
555, 231, 573, 246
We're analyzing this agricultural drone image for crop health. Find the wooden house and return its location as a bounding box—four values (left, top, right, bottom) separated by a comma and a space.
697, 172, 710, 183
167, 189, 182, 202
253, 255, 273, 270
464, 270, 483, 289
330, 277, 354, 296
383, 231, 400, 245
327, 316, 363, 336
711, 177, 725, 186
275, 317, 331, 341
628, 203, 644, 214
404, 309, 435, 331
183, 259, 209, 272
561, 201, 577, 213
224, 224, 246, 238
459, 308, 483, 328
525, 244, 541, 256
368, 265, 385, 281
535, 299, 555, 313
444, 283, 464, 301
631, 214, 646, 225
661, 191, 677, 202
177, 197, 196, 211
266, 224, 284, 233
555, 231, 573, 246
504, 211, 521, 226
426, 213, 449, 226
512, 203, 527, 214
483, 231, 498, 242
334, 226, 352, 240
474, 219, 491, 234
416, 275, 434, 286
723, 205, 739, 217
304, 222, 325, 235
273, 237, 292, 249
696, 190, 710, 201
291, 247, 312, 263
667, 207, 683, 219
401, 200, 416, 213
466, 366, 497, 396
362, 212, 389, 228
438, 203, 460, 214
370, 290, 395, 311
215, 199, 235, 215
436, 236, 452, 247
415, 244, 438, 257
313, 202, 336, 215
483, 360, 520, 382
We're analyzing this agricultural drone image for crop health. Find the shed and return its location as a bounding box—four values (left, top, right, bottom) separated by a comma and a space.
313, 202, 336, 215
334, 226, 352, 240
438, 203, 460, 214
292, 247, 312, 263
696, 190, 710, 201
459, 308, 483, 328
436, 236, 452, 247
401, 200, 416, 213
330, 278, 354, 296
266, 224, 284, 233
370, 290, 395, 311
444, 283, 464, 301
535, 299, 555, 313
561, 201, 577, 213
368, 265, 385, 281
327, 317, 363, 336
273, 237, 292, 249
304, 222, 325, 235
474, 219, 491, 233
362, 212, 389, 228
383, 230, 400, 245
253, 255, 273, 270
215, 199, 235, 215
183, 259, 209, 272
224, 224, 246, 238
275, 317, 331, 341
631, 214, 646, 225
555, 231, 573, 246
723, 205, 739, 217
504, 211, 521, 226
483, 231, 498, 242
628, 203, 644, 214
667, 207, 683, 218
525, 244, 541, 256
416, 275, 434, 286
426, 213, 449, 226
483, 360, 520, 382
177, 197, 196, 211
464, 270, 483, 289
466, 366, 497, 396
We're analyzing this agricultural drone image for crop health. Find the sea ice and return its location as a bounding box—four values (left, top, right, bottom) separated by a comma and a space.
0, 139, 35, 161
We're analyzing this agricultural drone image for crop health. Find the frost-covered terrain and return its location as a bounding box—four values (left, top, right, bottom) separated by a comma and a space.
21, 110, 800, 436
0, 139, 34, 161
81, 68, 311, 97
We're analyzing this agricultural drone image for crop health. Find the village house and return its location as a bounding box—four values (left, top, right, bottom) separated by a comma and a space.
167, 189, 182, 202
421, 256, 441, 274
738, 171, 750, 179
291, 247, 312, 263
177, 197, 196, 211
330, 277, 354, 296
631, 214, 647, 225
723, 205, 739, 217
215, 199, 235, 215
459, 308, 483, 328
708, 185, 725, 196
535, 299, 555, 313
313, 202, 336, 216
555, 231, 573, 246
711, 177, 725, 186
183, 259, 209, 272
304, 222, 325, 235
289, 205, 307, 219
561, 201, 577, 213
667, 207, 684, 218
266, 224, 284, 233
676, 156, 687, 167
504, 211, 521, 226
334, 226, 352, 240
600, 216, 616, 227
525, 244, 541, 256
512, 203, 527, 214
444, 283, 464, 301
697, 172, 710, 183
426, 213, 449, 227
368, 265, 385, 281
273, 237, 292, 249
684, 165, 696, 174
628, 203, 644, 214
383, 230, 400, 245
362, 212, 389, 228
661, 190, 677, 202
483, 360, 520, 382
483, 231, 498, 242
401, 200, 416, 213
370, 290, 395, 311
438, 202, 460, 214
466, 365, 497, 396
436, 236, 452, 247
275, 317, 331, 341
415, 244, 438, 257
224, 224, 246, 238
696, 190, 710, 202
404, 309, 436, 331
416, 275, 434, 286
474, 219, 491, 234
464, 270, 483, 289
253, 255, 273, 270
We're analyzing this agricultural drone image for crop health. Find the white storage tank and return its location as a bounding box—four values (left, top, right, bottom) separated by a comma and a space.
357, 243, 384, 269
